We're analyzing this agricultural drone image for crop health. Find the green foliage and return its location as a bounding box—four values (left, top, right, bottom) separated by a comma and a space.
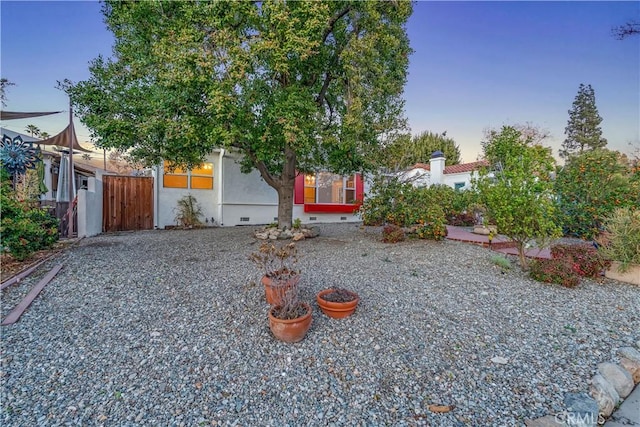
1, 174, 59, 261
360, 177, 452, 230
555, 149, 639, 239
292, 218, 302, 230
598, 207, 640, 272
174, 194, 203, 228
529, 258, 580, 288
382, 131, 461, 170
412, 205, 448, 241
65, 0, 413, 228
474, 126, 561, 269
490, 255, 512, 270
382, 224, 405, 243
560, 83, 607, 159
551, 244, 611, 278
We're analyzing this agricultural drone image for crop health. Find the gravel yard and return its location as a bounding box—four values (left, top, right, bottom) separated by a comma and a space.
1, 223, 639, 426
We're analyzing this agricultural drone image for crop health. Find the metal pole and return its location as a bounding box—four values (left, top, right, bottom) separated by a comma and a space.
68, 102, 74, 238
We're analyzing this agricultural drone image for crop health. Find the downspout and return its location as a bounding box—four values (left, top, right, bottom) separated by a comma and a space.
217, 149, 225, 226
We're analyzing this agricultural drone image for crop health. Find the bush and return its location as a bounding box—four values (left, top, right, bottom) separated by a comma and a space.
413, 205, 448, 241
447, 212, 476, 226
529, 258, 580, 288
598, 207, 640, 272
551, 243, 611, 278
1, 177, 59, 261
555, 149, 640, 239
382, 224, 405, 243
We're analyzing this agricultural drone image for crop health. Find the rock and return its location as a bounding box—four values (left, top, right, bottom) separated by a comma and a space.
588, 374, 620, 417
255, 231, 269, 240
618, 347, 640, 364
292, 232, 305, 242
619, 357, 640, 384
490, 356, 508, 365
302, 227, 319, 238
597, 362, 634, 398
279, 229, 293, 239
564, 392, 599, 427
524, 415, 564, 426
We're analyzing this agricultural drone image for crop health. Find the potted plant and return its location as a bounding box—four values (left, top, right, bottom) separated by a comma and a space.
598, 207, 640, 285
317, 288, 359, 319
268, 287, 313, 343
250, 241, 300, 305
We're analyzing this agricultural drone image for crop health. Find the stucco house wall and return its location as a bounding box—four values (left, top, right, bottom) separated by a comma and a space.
154, 149, 365, 228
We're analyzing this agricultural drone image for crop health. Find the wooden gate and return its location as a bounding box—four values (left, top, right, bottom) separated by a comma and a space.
103, 176, 154, 232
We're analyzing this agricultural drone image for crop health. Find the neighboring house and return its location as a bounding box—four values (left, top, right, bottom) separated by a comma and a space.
401, 150, 488, 190
153, 149, 366, 228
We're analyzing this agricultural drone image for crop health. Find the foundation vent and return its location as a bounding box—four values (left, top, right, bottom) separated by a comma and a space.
240, 217, 250, 222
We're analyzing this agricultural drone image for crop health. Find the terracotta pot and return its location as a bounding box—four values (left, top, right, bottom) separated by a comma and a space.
316, 289, 359, 319
268, 302, 312, 343
261, 274, 300, 305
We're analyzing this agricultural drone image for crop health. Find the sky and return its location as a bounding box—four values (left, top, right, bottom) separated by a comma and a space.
1, 1, 638, 163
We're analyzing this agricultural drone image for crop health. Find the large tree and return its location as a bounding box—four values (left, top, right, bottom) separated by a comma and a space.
560, 84, 607, 159
64, 1, 412, 228
475, 126, 560, 269
382, 131, 461, 171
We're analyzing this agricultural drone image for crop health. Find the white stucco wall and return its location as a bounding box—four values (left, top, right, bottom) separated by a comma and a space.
77, 173, 104, 237
442, 172, 473, 189
155, 153, 219, 228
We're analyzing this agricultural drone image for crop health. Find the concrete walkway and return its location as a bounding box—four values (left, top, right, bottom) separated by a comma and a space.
446, 225, 551, 259
604, 384, 640, 426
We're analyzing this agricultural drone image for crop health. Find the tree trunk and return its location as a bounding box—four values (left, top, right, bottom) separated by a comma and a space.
277, 181, 294, 229
277, 146, 297, 229
517, 241, 528, 270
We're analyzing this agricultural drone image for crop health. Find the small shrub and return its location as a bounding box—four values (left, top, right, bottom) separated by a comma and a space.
490, 255, 512, 270
382, 224, 405, 243
551, 243, 611, 278
447, 212, 476, 226
1, 176, 59, 261
292, 218, 302, 230
413, 205, 448, 241
175, 194, 202, 228
598, 207, 640, 273
529, 258, 580, 288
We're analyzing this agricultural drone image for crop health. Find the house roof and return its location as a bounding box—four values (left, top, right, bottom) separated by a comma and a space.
410, 160, 489, 174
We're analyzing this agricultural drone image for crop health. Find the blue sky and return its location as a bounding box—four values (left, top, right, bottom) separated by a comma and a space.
1, 1, 638, 162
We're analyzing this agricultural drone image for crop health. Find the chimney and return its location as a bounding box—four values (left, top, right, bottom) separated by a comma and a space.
429, 151, 445, 185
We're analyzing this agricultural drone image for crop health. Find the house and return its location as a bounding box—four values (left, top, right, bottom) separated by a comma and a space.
152, 149, 366, 228
401, 151, 488, 190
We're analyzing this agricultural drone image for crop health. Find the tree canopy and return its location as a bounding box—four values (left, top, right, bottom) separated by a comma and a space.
475, 126, 560, 268
382, 131, 461, 170
64, 0, 413, 227
560, 84, 607, 159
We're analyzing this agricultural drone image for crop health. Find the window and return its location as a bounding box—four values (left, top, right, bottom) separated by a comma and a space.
454, 182, 466, 190
304, 172, 356, 204
163, 161, 213, 189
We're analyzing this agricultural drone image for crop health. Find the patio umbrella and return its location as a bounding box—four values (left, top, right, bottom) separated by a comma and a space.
56, 153, 75, 202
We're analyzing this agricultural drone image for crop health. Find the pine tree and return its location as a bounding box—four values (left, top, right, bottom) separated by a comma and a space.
560, 84, 607, 159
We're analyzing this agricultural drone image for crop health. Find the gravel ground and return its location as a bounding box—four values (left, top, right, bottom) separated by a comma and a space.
1, 223, 638, 426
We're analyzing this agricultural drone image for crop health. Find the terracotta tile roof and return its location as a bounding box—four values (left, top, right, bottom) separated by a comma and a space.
409, 160, 489, 174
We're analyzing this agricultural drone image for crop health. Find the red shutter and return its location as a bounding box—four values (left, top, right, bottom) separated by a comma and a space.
294, 173, 304, 204
355, 173, 364, 203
